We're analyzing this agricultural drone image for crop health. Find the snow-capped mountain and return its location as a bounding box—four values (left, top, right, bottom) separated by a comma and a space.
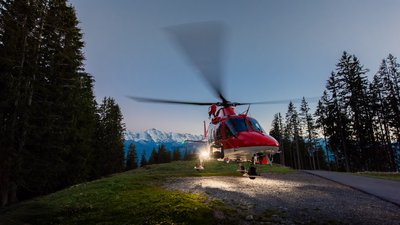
124, 128, 203, 143
124, 128, 204, 159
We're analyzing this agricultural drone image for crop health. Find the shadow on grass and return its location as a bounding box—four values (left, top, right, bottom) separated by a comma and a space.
0, 201, 61, 225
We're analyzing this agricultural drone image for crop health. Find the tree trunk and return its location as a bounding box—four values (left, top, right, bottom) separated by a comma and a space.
312, 153, 316, 170
280, 139, 285, 166
291, 144, 297, 169
0, 14, 30, 207
0, 166, 10, 207
295, 137, 302, 169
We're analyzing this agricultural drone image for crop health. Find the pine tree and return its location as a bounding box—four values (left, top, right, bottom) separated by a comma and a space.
0, 0, 98, 205
386, 54, 400, 142
325, 68, 351, 172
93, 97, 125, 177
157, 144, 166, 163
172, 148, 181, 161
285, 101, 302, 169
36, 0, 97, 189
334, 52, 376, 171
165, 149, 172, 163
315, 93, 336, 170
270, 113, 284, 165
140, 151, 147, 167
370, 55, 400, 171
183, 147, 190, 161
300, 97, 319, 169
148, 147, 158, 165
342, 54, 373, 170
316, 52, 376, 171
126, 143, 138, 170
0, 0, 48, 206
156, 144, 171, 163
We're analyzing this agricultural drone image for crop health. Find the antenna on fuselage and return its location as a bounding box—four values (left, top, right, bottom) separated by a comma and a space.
245, 104, 251, 116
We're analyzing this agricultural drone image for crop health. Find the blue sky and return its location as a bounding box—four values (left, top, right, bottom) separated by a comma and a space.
69, 0, 400, 134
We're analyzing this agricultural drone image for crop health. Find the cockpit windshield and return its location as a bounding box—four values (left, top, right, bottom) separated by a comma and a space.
225, 118, 249, 134
248, 118, 265, 133
225, 118, 265, 134
225, 117, 265, 135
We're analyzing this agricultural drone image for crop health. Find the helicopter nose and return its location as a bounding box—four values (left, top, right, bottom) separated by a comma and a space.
237, 131, 279, 147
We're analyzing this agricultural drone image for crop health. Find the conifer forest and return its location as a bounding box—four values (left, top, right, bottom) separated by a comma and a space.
270, 52, 400, 173
1, 0, 399, 208
0, 0, 126, 207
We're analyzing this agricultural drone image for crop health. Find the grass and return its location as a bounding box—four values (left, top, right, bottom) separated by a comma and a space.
0, 160, 292, 225
355, 171, 400, 181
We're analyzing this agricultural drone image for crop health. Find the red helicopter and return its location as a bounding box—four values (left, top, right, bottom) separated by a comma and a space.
129, 22, 284, 179
130, 96, 281, 179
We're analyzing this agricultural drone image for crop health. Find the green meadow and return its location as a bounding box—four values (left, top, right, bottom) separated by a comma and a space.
0, 160, 292, 225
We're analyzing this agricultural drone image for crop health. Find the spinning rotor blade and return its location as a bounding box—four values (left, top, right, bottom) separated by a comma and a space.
236, 96, 320, 106
127, 96, 215, 106
129, 22, 318, 109
165, 22, 228, 104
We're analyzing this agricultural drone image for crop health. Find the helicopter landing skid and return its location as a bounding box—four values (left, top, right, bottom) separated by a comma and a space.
194, 165, 204, 171
236, 156, 259, 179
194, 159, 205, 171
236, 163, 246, 173
247, 165, 258, 180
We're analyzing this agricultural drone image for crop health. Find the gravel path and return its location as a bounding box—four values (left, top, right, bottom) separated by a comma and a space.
164, 172, 400, 225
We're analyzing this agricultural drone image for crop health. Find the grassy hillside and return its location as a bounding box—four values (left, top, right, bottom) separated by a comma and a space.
0, 160, 292, 225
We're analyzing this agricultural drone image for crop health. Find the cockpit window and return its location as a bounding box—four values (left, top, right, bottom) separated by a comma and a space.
225, 117, 266, 135
248, 118, 265, 133
225, 118, 249, 134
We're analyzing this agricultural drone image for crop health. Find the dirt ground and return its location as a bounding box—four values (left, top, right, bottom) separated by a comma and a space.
165, 172, 400, 225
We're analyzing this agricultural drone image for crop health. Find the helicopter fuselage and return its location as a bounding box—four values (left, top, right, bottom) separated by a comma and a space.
206, 106, 279, 161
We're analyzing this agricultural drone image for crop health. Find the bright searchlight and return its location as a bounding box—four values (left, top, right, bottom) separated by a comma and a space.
200, 150, 209, 160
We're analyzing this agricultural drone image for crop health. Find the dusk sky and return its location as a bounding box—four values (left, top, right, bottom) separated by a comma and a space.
69, 0, 400, 135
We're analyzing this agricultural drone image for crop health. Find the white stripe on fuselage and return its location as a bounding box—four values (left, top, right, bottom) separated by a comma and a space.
223, 146, 279, 161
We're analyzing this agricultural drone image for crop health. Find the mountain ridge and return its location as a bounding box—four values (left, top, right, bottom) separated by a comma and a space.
124, 128, 204, 158
124, 128, 203, 143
